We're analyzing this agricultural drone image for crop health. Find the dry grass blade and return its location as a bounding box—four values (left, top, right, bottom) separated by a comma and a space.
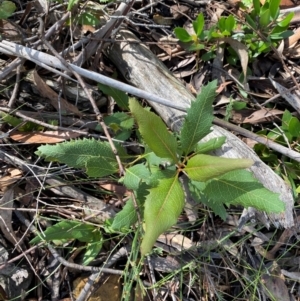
33, 70, 83, 117
0, 187, 17, 246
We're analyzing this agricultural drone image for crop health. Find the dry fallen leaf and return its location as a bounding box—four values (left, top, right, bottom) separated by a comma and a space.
170, 5, 190, 19
243, 108, 283, 124
0, 168, 22, 192
0, 19, 26, 43
33, 70, 83, 116
261, 273, 291, 300
224, 37, 249, 81
269, 77, 300, 114
10, 130, 84, 144
73, 275, 121, 301
0, 188, 18, 246
157, 233, 194, 251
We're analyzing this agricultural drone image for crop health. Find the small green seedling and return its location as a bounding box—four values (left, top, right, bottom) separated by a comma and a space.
255, 110, 300, 197
175, 0, 293, 63
35, 81, 284, 256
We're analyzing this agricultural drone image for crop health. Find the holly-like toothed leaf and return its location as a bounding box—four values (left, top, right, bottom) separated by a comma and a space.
104, 112, 134, 130
85, 157, 117, 177
129, 98, 178, 163
194, 136, 226, 154
111, 198, 138, 231
204, 170, 285, 213
189, 180, 227, 220
98, 83, 129, 110
185, 154, 253, 182
147, 168, 177, 187
123, 164, 151, 190
30, 220, 97, 244
180, 81, 217, 155
82, 233, 103, 265
36, 139, 118, 169
141, 176, 185, 256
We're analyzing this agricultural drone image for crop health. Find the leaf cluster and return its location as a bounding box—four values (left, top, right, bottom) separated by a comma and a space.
174, 0, 293, 63
35, 81, 285, 256
255, 110, 300, 196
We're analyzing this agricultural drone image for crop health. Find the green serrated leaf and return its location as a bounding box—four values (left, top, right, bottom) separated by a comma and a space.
189, 180, 227, 220
36, 139, 118, 169
0, 1, 16, 19
129, 98, 178, 162
123, 164, 151, 190
104, 112, 134, 131
85, 157, 117, 177
147, 167, 177, 187
141, 176, 185, 255
111, 198, 138, 231
82, 237, 103, 265
98, 83, 129, 110
195, 136, 226, 154
174, 27, 193, 42
180, 81, 217, 155
30, 220, 96, 244
1, 112, 22, 127
143, 148, 171, 167
185, 154, 253, 182
204, 170, 285, 213
114, 130, 131, 141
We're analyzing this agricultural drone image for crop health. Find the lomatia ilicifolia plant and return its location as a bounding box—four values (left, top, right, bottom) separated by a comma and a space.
32, 80, 284, 258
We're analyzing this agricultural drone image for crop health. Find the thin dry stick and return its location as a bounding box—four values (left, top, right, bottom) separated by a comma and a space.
0, 106, 89, 135
146, 255, 158, 300
48, 245, 124, 274
0, 42, 298, 161
75, 246, 129, 301
0, 243, 42, 268
213, 117, 300, 162
37, 18, 125, 176
0, 57, 23, 81
0, 149, 115, 220
7, 60, 25, 108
